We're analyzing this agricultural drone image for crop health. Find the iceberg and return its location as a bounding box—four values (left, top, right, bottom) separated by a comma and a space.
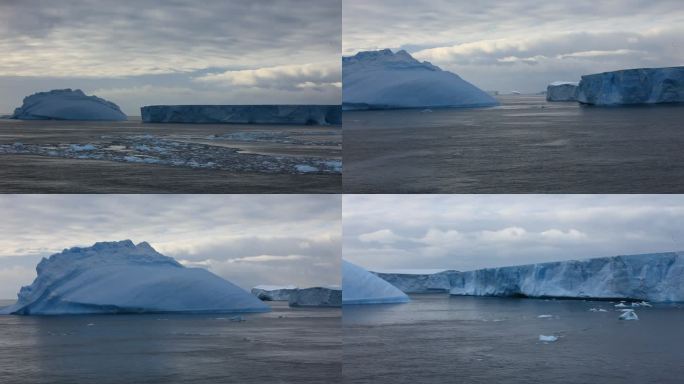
619, 309, 639, 320
374, 252, 684, 303
1, 240, 269, 315
288, 286, 342, 307
546, 82, 579, 101
373, 270, 451, 293
251, 285, 298, 301
10, 89, 127, 121
343, 260, 409, 304
140, 105, 341, 125
342, 49, 498, 110
577, 67, 684, 105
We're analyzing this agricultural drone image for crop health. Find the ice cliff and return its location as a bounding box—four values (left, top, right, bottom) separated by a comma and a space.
373, 270, 452, 293
343, 260, 409, 304
373, 252, 684, 302
11, 89, 127, 121
577, 67, 684, 105
251, 285, 298, 301
288, 286, 342, 307
546, 82, 579, 101
140, 105, 342, 125
342, 49, 498, 110
1, 240, 269, 315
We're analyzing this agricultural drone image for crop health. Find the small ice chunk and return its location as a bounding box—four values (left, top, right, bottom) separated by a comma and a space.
295, 164, 319, 173
539, 335, 558, 342
619, 309, 639, 320
614, 302, 629, 308
69, 144, 96, 152
537, 314, 553, 318
86, 323, 95, 326
638, 301, 652, 307
589, 308, 608, 312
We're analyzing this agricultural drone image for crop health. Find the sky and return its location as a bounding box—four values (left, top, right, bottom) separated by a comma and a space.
343, 0, 684, 93
0, 195, 341, 299
0, 0, 341, 115
343, 195, 684, 272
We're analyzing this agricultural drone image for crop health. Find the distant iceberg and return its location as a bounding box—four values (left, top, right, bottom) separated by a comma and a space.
1, 240, 269, 315
373, 252, 684, 303
251, 285, 298, 301
343, 260, 409, 304
288, 286, 342, 307
141, 105, 341, 125
546, 82, 579, 101
342, 49, 498, 110
577, 67, 684, 105
11, 89, 127, 121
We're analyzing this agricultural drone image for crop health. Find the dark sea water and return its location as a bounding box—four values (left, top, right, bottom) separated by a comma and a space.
0, 302, 341, 384
343, 294, 684, 384
343, 96, 684, 193
0, 118, 341, 193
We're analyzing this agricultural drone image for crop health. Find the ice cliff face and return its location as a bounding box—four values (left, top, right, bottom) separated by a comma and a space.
140, 105, 342, 125
11, 89, 127, 121
288, 286, 342, 307
546, 82, 579, 101
251, 285, 298, 301
374, 252, 684, 302
577, 67, 684, 105
2, 240, 269, 315
373, 271, 452, 293
343, 49, 498, 110
343, 260, 409, 304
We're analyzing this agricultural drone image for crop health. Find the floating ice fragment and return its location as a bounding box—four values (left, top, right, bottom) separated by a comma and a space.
619, 309, 639, 320
537, 314, 553, 318
539, 335, 558, 342
295, 164, 319, 173
614, 302, 629, 308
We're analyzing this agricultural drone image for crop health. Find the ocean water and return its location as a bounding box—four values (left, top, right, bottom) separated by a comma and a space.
0, 118, 341, 193
0, 302, 341, 384
343, 294, 684, 384
343, 96, 684, 193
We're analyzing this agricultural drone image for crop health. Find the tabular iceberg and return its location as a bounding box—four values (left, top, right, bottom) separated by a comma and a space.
140, 105, 342, 125
546, 82, 579, 101
251, 285, 298, 301
343, 49, 498, 110
577, 67, 684, 105
11, 89, 127, 121
343, 260, 409, 304
373, 270, 451, 293
288, 286, 342, 307
1, 240, 269, 315
374, 252, 684, 302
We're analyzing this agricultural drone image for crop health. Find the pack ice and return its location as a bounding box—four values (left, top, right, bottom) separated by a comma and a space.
141, 105, 342, 125
342, 49, 498, 110
374, 252, 684, 302
288, 286, 342, 307
10, 89, 127, 121
546, 82, 579, 101
251, 285, 298, 301
1, 240, 269, 315
577, 67, 684, 105
343, 260, 409, 304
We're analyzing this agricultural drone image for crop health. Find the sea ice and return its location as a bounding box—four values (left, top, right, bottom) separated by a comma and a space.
343, 260, 410, 304
10, 89, 127, 121
539, 335, 559, 342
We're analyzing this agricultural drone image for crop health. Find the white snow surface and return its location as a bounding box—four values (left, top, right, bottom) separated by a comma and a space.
343, 49, 498, 109
375, 252, 684, 302
343, 260, 409, 304
251, 285, 298, 301
288, 286, 342, 307
577, 67, 684, 105
1, 240, 269, 315
546, 82, 579, 101
11, 89, 127, 121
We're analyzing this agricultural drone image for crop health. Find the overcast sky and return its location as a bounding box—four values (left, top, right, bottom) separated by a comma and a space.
0, 0, 341, 115
0, 195, 340, 299
343, 195, 684, 273
343, 0, 684, 93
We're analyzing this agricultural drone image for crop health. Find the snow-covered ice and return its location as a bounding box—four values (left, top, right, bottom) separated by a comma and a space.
343, 49, 498, 109
141, 105, 341, 125
539, 335, 559, 342
288, 286, 342, 307
546, 82, 579, 101
10, 89, 127, 121
619, 309, 639, 320
577, 67, 684, 105
343, 260, 410, 305
251, 285, 298, 301
0, 240, 269, 315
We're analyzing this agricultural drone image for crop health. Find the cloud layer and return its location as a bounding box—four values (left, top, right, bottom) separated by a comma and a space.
0, 195, 341, 299
343, 195, 684, 272
343, 0, 684, 93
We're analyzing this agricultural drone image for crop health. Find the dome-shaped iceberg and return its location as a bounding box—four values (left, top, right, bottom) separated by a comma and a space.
11, 89, 127, 121
342, 260, 409, 304
2, 240, 269, 315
